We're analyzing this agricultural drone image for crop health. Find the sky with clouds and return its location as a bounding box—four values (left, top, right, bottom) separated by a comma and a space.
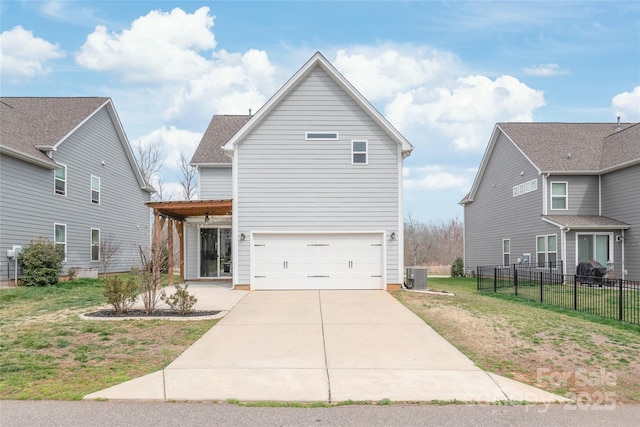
1, 1, 639, 222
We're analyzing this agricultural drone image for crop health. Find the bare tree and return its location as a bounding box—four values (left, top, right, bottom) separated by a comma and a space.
135, 141, 165, 195
99, 233, 120, 279
178, 152, 197, 200
404, 215, 463, 268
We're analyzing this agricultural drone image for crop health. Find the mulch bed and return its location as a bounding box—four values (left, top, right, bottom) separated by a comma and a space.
84, 309, 221, 318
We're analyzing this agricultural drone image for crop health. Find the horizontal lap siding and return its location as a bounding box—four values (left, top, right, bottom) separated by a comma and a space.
0, 107, 150, 275
547, 175, 599, 215
236, 67, 400, 284
602, 165, 640, 280
198, 167, 232, 200
464, 133, 550, 271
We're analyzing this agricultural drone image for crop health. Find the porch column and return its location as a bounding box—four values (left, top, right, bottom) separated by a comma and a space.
176, 221, 185, 284
152, 210, 166, 287
167, 218, 174, 286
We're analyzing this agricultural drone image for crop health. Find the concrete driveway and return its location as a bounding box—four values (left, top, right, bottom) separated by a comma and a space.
85, 289, 567, 403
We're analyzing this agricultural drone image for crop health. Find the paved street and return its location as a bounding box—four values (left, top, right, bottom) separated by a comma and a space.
1, 401, 637, 427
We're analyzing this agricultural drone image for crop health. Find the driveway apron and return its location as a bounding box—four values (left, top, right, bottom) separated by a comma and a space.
85, 290, 568, 403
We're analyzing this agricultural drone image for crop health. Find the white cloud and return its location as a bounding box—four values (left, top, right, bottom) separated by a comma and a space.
0, 26, 65, 80
403, 165, 476, 191
134, 125, 203, 172
334, 45, 459, 102
386, 74, 545, 151
163, 49, 276, 123
76, 7, 216, 83
612, 86, 640, 121
522, 63, 569, 76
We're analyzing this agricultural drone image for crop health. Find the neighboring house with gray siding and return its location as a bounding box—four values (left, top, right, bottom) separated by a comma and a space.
461, 122, 640, 281
151, 52, 413, 290
0, 97, 153, 281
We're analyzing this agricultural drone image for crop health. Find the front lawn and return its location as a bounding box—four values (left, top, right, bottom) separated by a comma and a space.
0, 278, 216, 400
392, 277, 640, 403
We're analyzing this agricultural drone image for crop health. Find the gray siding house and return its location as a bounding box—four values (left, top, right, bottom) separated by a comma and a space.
461, 122, 640, 281
0, 97, 153, 281
153, 52, 413, 290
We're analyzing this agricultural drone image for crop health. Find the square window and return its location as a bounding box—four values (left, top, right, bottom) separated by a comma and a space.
551, 182, 567, 210
352, 140, 367, 164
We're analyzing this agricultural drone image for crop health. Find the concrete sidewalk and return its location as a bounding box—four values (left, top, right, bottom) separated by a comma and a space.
85, 289, 568, 403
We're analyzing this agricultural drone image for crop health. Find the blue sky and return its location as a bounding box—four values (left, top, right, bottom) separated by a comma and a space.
2, 1, 639, 222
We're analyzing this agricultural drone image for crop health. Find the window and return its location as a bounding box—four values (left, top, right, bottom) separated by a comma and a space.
536, 234, 557, 266
513, 179, 538, 198
551, 182, 567, 210
54, 223, 66, 262
54, 164, 66, 196
503, 239, 510, 266
352, 140, 368, 164
91, 176, 100, 204
91, 228, 100, 262
305, 131, 338, 140
577, 233, 611, 267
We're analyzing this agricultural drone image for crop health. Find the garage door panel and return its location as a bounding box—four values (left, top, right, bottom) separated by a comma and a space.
252, 233, 383, 290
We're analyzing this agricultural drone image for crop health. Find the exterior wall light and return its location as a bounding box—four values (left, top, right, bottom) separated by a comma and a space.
390, 232, 396, 240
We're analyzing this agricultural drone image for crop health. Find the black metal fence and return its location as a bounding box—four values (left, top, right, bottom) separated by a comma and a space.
477, 262, 640, 325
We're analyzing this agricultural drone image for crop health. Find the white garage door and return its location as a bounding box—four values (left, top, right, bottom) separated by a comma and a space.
252, 233, 384, 290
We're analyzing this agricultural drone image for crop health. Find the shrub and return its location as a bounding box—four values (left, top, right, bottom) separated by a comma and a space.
450, 257, 465, 277
161, 284, 198, 315
18, 237, 64, 287
103, 276, 139, 314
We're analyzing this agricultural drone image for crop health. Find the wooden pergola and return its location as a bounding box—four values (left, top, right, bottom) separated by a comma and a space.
146, 199, 232, 284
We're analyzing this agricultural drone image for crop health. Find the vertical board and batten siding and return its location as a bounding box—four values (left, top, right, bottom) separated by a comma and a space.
601, 165, 640, 280
185, 225, 198, 279
0, 106, 150, 275
464, 132, 558, 271
235, 67, 400, 284
547, 175, 599, 215
198, 166, 232, 200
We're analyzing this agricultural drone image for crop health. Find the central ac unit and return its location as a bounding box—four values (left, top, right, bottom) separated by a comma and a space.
405, 267, 428, 290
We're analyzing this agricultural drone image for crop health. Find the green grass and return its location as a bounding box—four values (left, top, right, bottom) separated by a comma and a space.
0, 276, 216, 400
393, 277, 640, 403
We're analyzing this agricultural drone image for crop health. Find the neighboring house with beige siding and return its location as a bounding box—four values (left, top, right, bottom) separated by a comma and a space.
0, 97, 153, 280
150, 52, 413, 290
461, 122, 640, 281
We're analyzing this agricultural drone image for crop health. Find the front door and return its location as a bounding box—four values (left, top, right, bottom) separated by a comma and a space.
199, 227, 232, 278
200, 228, 218, 277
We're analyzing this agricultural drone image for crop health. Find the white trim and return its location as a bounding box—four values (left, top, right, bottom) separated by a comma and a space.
351, 139, 368, 165
305, 131, 339, 141
542, 174, 548, 215
54, 223, 67, 262
231, 147, 239, 288
550, 181, 568, 210
90, 228, 100, 262
397, 143, 404, 285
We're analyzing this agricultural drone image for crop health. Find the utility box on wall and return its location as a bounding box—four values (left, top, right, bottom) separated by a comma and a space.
405, 267, 428, 290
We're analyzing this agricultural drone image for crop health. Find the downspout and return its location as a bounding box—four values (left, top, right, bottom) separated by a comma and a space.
562, 226, 570, 276
621, 229, 625, 280
598, 175, 602, 216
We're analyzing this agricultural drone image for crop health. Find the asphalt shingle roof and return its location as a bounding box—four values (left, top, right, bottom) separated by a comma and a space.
1, 97, 108, 167
190, 115, 251, 164
498, 122, 639, 172
542, 215, 630, 229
